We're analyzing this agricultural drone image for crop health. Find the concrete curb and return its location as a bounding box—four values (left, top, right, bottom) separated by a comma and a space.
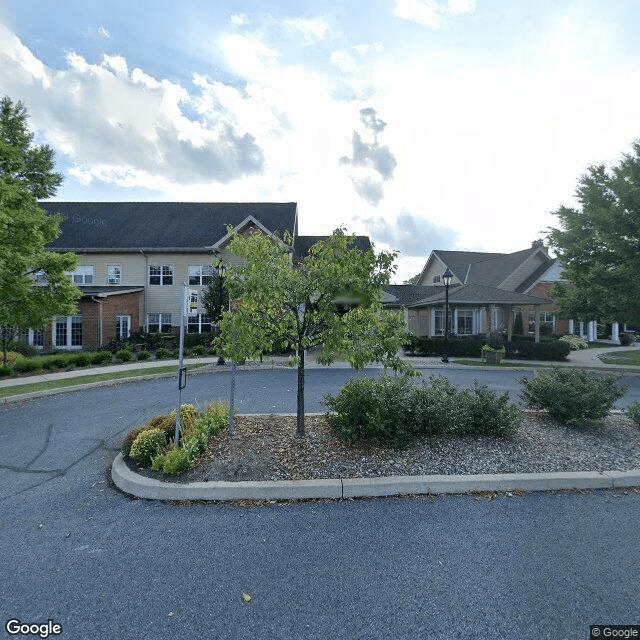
111, 453, 640, 502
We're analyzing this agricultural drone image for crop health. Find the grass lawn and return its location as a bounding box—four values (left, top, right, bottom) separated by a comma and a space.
598, 351, 640, 366
0, 364, 211, 399
453, 359, 552, 368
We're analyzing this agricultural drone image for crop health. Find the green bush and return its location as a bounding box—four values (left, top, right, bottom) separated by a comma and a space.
129, 428, 166, 463
559, 335, 588, 350
169, 403, 199, 437
0, 364, 13, 376
403, 336, 483, 358
115, 349, 133, 362
325, 374, 520, 448
620, 333, 635, 346
90, 351, 113, 365
12, 357, 42, 374
505, 340, 570, 361
190, 345, 206, 356
627, 402, 640, 425
519, 368, 627, 427
152, 447, 193, 474
42, 354, 72, 370
71, 352, 92, 367
136, 350, 150, 360
155, 347, 170, 360
195, 402, 229, 439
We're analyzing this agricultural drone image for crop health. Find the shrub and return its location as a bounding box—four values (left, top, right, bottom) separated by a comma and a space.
403, 336, 483, 358
9, 342, 38, 357
90, 351, 113, 365
620, 333, 635, 346
152, 447, 193, 474
627, 402, 640, 425
71, 352, 92, 367
136, 350, 150, 361
122, 415, 175, 459
169, 403, 199, 437
0, 364, 13, 376
195, 402, 229, 439
559, 335, 588, 350
513, 312, 524, 336
519, 368, 627, 427
115, 349, 133, 362
3, 351, 20, 366
155, 347, 170, 360
129, 428, 166, 463
505, 340, 570, 361
453, 383, 521, 437
12, 357, 42, 374
190, 345, 206, 356
42, 354, 74, 370
325, 375, 422, 449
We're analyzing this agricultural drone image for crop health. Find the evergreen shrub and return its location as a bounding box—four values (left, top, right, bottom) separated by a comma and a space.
519, 368, 627, 427
129, 428, 166, 463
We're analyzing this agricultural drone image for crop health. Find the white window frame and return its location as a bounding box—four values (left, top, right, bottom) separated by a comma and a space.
187, 313, 213, 334
54, 316, 83, 349
455, 309, 473, 335
149, 265, 173, 286
107, 265, 121, 284
188, 265, 214, 286
69, 266, 93, 284
528, 311, 555, 333
147, 313, 172, 333
116, 315, 131, 340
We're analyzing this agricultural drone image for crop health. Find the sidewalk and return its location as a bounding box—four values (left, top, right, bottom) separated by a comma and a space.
1, 342, 639, 393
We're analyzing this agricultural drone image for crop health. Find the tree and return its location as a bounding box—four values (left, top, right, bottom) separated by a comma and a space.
0, 96, 80, 363
215, 228, 414, 437
201, 264, 229, 323
547, 140, 640, 327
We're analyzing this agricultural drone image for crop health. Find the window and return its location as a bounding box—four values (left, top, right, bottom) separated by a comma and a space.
54, 316, 82, 348
107, 265, 121, 284
433, 309, 452, 336
528, 312, 555, 333
456, 309, 473, 335
69, 266, 93, 284
188, 265, 214, 286
34, 270, 48, 285
116, 315, 131, 340
187, 314, 212, 334
432, 275, 441, 283
147, 313, 172, 333
149, 265, 173, 286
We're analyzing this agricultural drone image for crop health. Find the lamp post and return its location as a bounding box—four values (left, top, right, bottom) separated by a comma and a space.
214, 260, 226, 365
441, 267, 453, 363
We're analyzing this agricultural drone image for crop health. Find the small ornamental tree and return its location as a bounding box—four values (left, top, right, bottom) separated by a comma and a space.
0, 96, 80, 362
513, 311, 524, 336
215, 227, 414, 436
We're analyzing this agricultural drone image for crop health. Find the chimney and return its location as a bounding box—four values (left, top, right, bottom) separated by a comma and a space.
531, 239, 544, 248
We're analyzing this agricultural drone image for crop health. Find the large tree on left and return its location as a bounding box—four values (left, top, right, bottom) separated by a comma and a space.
0, 96, 80, 362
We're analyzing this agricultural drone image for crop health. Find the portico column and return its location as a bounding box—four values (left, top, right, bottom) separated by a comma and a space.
579, 321, 584, 337
568, 319, 574, 335
612, 322, 620, 344
534, 307, 540, 344
587, 320, 596, 342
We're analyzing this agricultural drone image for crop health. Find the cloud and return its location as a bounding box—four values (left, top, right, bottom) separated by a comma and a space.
0, 25, 265, 187
340, 107, 397, 205
98, 26, 110, 39
365, 211, 459, 257
282, 17, 331, 43
393, 0, 476, 29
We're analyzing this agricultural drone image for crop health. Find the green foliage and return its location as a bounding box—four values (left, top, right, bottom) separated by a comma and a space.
404, 336, 482, 358
201, 267, 228, 323
155, 347, 170, 360
71, 352, 92, 367
115, 349, 133, 362
559, 335, 588, 350
136, 350, 150, 360
90, 351, 113, 365
129, 428, 166, 463
190, 345, 206, 356
619, 333, 635, 346
214, 227, 414, 436
152, 447, 193, 474
325, 374, 520, 449
195, 402, 229, 440
547, 140, 640, 326
0, 96, 81, 363
169, 403, 199, 437
12, 357, 41, 374
505, 340, 570, 361
0, 364, 12, 376
519, 368, 627, 427
627, 402, 640, 425
513, 311, 524, 335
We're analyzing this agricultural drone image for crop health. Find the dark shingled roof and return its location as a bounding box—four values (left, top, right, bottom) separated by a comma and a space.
293, 235, 372, 261
410, 283, 550, 307
40, 202, 298, 251
382, 284, 440, 307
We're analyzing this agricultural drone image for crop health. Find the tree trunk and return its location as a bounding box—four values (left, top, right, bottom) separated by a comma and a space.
296, 346, 305, 437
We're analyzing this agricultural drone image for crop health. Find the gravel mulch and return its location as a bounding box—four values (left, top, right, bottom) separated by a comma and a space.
127, 412, 640, 484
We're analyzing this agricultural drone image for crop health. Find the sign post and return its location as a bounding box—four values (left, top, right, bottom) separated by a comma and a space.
227, 298, 241, 437
174, 284, 198, 447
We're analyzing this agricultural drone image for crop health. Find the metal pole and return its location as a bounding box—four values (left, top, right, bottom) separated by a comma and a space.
441, 283, 450, 363
174, 283, 187, 447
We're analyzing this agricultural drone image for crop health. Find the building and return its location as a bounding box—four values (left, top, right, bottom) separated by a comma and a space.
36, 202, 299, 350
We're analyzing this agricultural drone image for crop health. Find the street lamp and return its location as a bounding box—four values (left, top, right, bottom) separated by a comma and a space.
214, 260, 226, 365
441, 267, 453, 363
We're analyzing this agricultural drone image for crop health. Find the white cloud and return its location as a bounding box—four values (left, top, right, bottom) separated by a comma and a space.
230, 13, 247, 26
282, 17, 331, 43
98, 26, 110, 38
392, 0, 475, 28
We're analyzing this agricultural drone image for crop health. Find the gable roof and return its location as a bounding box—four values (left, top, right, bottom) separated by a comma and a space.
410, 283, 549, 307
40, 202, 298, 252
383, 284, 440, 307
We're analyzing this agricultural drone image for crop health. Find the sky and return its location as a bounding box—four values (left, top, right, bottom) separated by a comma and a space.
2, 0, 640, 283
